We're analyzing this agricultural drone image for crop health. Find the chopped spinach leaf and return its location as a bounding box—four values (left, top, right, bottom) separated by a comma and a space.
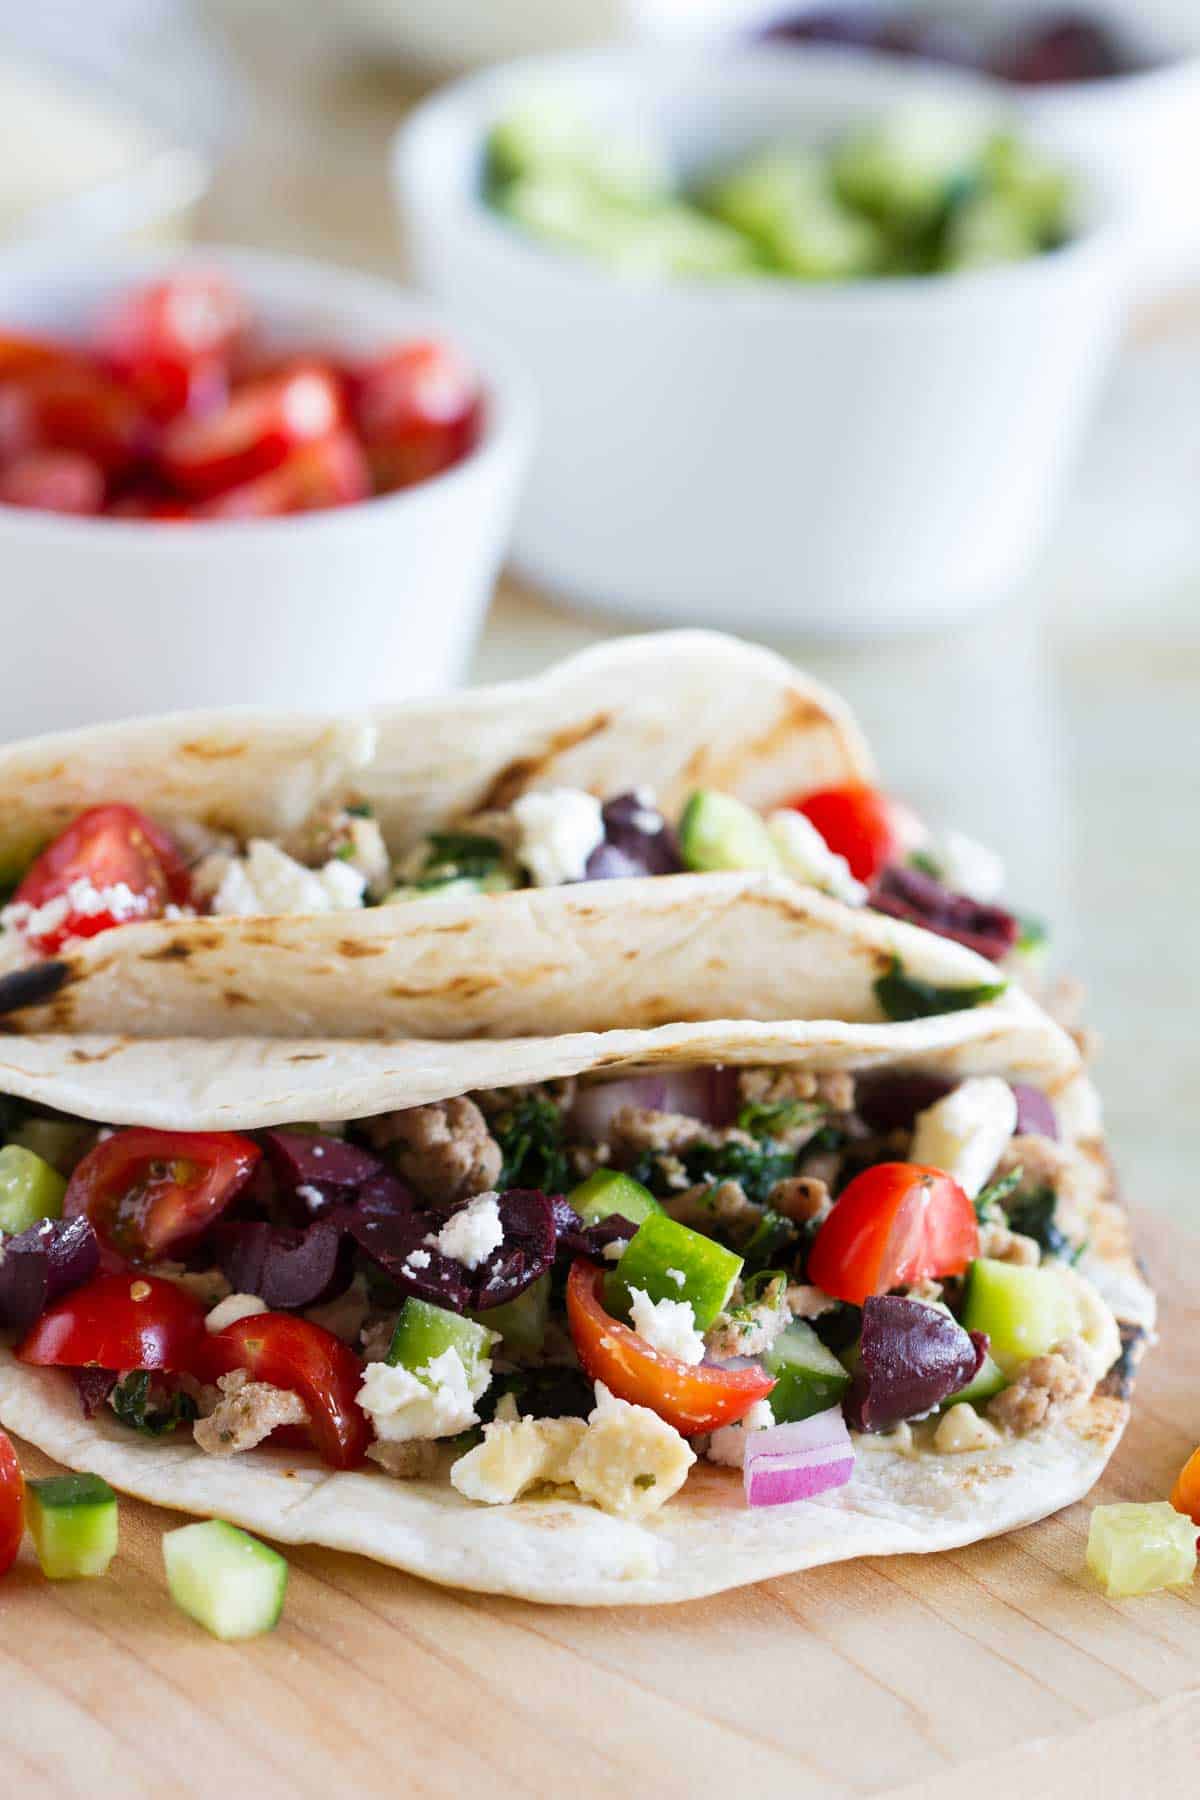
479, 1367, 595, 1422
421, 831, 507, 884
974, 1165, 1024, 1223
492, 1094, 570, 1193
874, 955, 1006, 1022
109, 1371, 197, 1438
679, 1137, 795, 1206
736, 1098, 822, 1139
740, 1209, 800, 1275
1006, 1186, 1077, 1262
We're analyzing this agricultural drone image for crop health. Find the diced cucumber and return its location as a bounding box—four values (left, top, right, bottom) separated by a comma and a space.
384, 870, 517, 905
942, 1349, 1008, 1409
604, 1212, 741, 1330
962, 1258, 1081, 1376
678, 790, 781, 875
0, 1144, 67, 1235
470, 1273, 550, 1355
387, 1297, 495, 1381
9, 1118, 92, 1175
1086, 1503, 1199, 1598
569, 1169, 662, 1229
763, 1320, 851, 1424
163, 1520, 287, 1641
25, 1473, 118, 1580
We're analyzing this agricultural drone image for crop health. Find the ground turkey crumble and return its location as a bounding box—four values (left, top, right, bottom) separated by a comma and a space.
365, 1098, 502, 1206
193, 1369, 309, 1457
987, 1338, 1092, 1434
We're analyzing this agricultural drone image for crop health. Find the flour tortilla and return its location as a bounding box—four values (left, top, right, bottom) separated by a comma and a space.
0, 1009, 1153, 1606
0, 631, 877, 1037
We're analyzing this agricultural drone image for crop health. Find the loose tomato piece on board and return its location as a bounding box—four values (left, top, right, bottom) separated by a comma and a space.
198, 428, 371, 520
161, 362, 344, 498
202, 1314, 371, 1470
0, 365, 152, 478
0, 450, 105, 516
1172, 1448, 1200, 1525
352, 340, 482, 490
0, 1430, 23, 1577
63, 1129, 261, 1265
806, 1163, 979, 1307
97, 271, 246, 422
788, 784, 903, 884
11, 803, 192, 953
566, 1260, 774, 1435
17, 1272, 206, 1372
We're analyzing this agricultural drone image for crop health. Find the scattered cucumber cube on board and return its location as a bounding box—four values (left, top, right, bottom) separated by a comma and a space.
1086, 1503, 1199, 1598
678, 791, 781, 874
0, 1144, 67, 1235
763, 1320, 851, 1423
470, 1273, 550, 1355
163, 1520, 288, 1641
388, 1297, 495, 1381
26, 1473, 118, 1580
605, 1212, 742, 1330
569, 1169, 662, 1229
962, 1258, 1081, 1375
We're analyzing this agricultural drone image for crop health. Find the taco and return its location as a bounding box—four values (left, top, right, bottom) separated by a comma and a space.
0, 1001, 1151, 1607
0, 632, 1039, 1039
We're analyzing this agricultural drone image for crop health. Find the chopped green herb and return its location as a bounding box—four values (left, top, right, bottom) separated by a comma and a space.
874, 955, 1006, 1022
908, 849, 943, 879
492, 1094, 570, 1193
634, 1473, 657, 1490
741, 1268, 789, 1303
974, 1166, 1024, 1223
679, 1137, 795, 1206
109, 1371, 197, 1439
736, 1098, 822, 1138
740, 1209, 800, 1275
1006, 1186, 1077, 1262
420, 831, 507, 884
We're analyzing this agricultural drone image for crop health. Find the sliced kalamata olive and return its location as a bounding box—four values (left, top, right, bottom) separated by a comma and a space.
868, 865, 1019, 962
845, 1296, 987, 1433
585, 791, 683, 881
354, 1168, 419, 1218
261, 1130, 385, 1193
855, 1073, 956, 1135
346, 1209, 473, 1312
0, 1215, 101, 1335
72, 1366, 117, 1418
217, 1218, 350, 1311
470, 1189, 558, 1309
1010, 1084, 1058, 1141
555, 1210, 641, 1260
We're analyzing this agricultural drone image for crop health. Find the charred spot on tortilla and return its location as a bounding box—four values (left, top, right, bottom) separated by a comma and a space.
286, 1052, 328, 1064
180, 738, 250, 761
140, 940, 193, 964
67, 1044, 124, 1064
477, 712, 612, 812
336, 940, 387, 959
222, 990, 252, 1007
428, 921, 473, 936
0, 959, 70, 1017
1097, 1322, 1148, 1401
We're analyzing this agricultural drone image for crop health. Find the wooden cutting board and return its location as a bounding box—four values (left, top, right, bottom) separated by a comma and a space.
2, 1204, 1196, 1800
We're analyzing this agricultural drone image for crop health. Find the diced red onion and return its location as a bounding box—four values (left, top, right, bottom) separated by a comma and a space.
1010, 1083, 1058, 1141
743, 1406, 855, 1508
570, 1067, 738, 1141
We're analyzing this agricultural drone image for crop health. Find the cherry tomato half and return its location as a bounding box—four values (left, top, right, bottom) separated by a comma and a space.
161, 362, 343, 498
352, 341, 482, 491
17, 1272, 206, 1372
566, 1260, 774, 1435
12, 803, 193, 953
0, 450, 105, 516
96, 271, 246, 423
63, 1128, 261, 1266
0, 1429, 24, 1577
202, 1313, 370, 1470
1171, 1447, 1200, 1526
0, 364, 152, 478
197, 428, 370, 520
789, 784, 903, 883
806, 1162, 980, 1307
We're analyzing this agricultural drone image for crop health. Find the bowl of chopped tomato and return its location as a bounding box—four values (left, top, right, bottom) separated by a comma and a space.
0, 247, 535, 735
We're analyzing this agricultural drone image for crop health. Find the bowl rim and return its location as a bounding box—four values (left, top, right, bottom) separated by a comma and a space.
393, 41, 1135, 317
0, 242, 537, 548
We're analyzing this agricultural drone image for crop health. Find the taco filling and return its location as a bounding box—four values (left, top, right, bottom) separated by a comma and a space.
0, 1062, 1123, 1524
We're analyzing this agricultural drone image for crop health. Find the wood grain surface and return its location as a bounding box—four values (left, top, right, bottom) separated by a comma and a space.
0, 1207, 1194, 1798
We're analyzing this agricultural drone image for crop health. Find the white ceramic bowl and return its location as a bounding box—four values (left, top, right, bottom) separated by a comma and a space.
396, 49, 1130, 636
0, 247, 534, 739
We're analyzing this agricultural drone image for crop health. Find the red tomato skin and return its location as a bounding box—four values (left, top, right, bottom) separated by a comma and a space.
352, 341, 482, 491
0, 332, 81, 380
17, 1273, 206, 1373
161, 363, 344, 498
11, 803, 192, 952
63, 1128, 261, 1265
203, 1314, 371, 1470
0, 1429, 24, 1577
97, 272, 246, 422
806, 1163, 979, 1307
791, 785, 900, 883
566, 1261, 775, 1435
0, 450, 105, 516
197, 428, 371, 520
0, 366, 153, 478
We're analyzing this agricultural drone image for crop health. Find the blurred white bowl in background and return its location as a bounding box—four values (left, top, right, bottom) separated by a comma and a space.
0, 248, 534, 739
396, 48, 1131, 638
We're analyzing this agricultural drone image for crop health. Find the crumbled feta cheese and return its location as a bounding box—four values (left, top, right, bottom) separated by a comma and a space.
766, 810, 867, 907
601, 1237, 630, 1263
2, 876, 156, 945
295, 1183, 325, 1214
931, 829, 1006, 903
564, 1383, 695, 1520
194, 839, 368, 917
425, 1192, 504, 1271
403, 1248, 432, 1273
705, 1399, 775, 1469
909, 1077, 1018, 1199
450, 1415, 587, 1504
357, 1346, 490, 1444
665, 1267, 686, 1288
204, 1292, 268, 1334
511, 787, 605, 887
628, 1288, 705, 1366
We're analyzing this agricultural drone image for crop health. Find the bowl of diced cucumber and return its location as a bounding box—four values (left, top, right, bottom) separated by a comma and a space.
396, 47, 1131, 635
